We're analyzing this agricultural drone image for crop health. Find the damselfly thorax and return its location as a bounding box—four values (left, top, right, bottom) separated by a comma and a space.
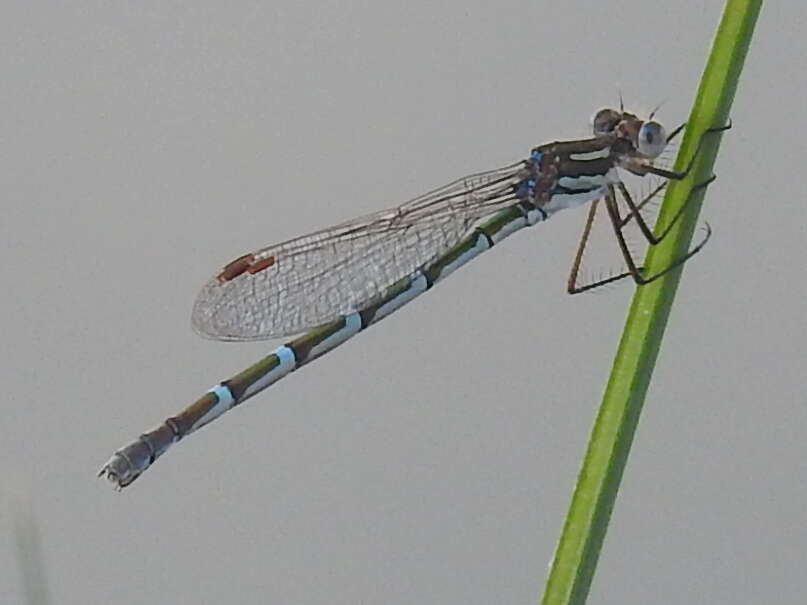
100, 107, 727, 488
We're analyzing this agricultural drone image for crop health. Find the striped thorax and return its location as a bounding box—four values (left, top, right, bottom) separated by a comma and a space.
523, 108, 669, 215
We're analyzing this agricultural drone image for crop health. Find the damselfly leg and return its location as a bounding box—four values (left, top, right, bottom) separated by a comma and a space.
617, 180, 667, 229
567, 176, 715, 294
603, 177, 714, 285
616, 174, 716, 244
612, 120, 728, 243
567, 117, 730, 294
614, 119, 729, 241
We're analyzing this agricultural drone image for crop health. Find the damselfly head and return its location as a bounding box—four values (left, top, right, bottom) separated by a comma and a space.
591, 108, 668, 159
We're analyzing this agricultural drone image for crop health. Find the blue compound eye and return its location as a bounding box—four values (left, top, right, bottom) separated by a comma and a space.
637, 121, 667, 158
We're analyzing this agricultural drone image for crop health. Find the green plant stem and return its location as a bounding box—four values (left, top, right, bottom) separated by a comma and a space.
541, 2, 762, 604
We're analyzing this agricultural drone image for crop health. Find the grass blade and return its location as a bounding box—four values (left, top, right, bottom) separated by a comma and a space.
541, 2, 763, 604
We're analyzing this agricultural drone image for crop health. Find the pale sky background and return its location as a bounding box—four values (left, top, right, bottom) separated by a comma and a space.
2, 2, 804, 604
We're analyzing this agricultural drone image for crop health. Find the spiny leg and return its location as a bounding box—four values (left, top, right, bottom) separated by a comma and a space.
568, 186, 658, 294
567, 194, 644, 294
567, 199, 614, 294
565, 117, 729, 295
618, 180, 668, 229
568, 181, 714, 293
617, 175, 716, 244
605, 186, 712, 286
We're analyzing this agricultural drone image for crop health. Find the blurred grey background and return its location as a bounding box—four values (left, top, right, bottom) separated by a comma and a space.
1, 2, 803, 603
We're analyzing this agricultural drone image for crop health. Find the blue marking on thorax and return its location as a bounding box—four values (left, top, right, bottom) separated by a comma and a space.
513, 149, 542, 201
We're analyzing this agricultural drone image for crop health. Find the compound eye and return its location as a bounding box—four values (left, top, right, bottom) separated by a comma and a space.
637, 121, 667, 157
592, 108, 622, 136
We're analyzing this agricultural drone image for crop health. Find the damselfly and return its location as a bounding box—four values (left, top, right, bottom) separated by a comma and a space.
100, 108, 724, 489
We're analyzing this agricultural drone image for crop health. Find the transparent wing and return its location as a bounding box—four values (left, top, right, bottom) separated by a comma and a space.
192, 160, 528, 340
